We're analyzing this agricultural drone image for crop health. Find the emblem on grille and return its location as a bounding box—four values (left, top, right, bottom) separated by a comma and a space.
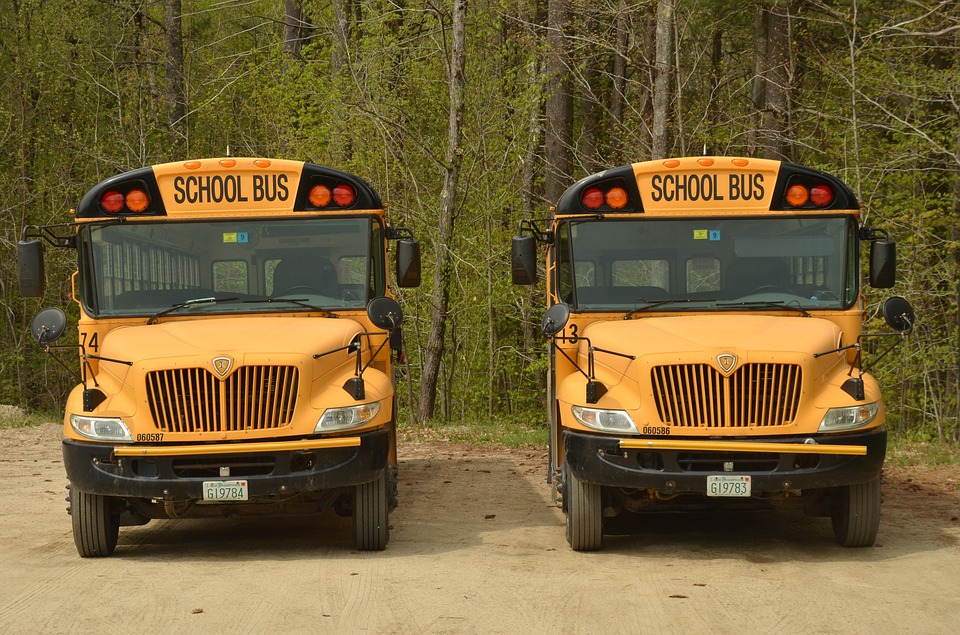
212, 356, 233, 377
717, 353, 737, 374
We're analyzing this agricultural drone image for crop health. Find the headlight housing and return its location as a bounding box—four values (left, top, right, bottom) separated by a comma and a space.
818, 402, 879, 432
70, 414, 133, 443
315, 402, 381, 433
571, 406, 638, 434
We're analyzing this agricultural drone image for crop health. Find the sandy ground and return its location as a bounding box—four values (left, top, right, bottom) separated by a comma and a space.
1, 422, 959, 634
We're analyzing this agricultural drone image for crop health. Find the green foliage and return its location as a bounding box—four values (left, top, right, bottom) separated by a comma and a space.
1, 0, 958, 443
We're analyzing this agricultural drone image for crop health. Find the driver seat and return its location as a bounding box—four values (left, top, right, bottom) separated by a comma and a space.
272, 255, 339, 297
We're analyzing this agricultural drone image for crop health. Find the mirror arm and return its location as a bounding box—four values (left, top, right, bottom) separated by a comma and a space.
517, 219, 553, 244
859, 227, 888, 241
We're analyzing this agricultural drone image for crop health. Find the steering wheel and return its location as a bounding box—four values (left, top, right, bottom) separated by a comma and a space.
749, 285, 794, 295
276, 285, 325, 296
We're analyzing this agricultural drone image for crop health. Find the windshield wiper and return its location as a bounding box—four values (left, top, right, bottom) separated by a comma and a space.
146, 296, 240, 325
716, 300, 811, 317
624, 298, 715, 320
243, 297, 337, 318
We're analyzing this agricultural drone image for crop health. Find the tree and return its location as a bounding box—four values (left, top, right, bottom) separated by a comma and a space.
416, 0, 467, 422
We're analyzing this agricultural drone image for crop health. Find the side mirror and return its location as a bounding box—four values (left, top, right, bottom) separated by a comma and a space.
869, 240, 896, 289
367, 296, 403, 331
541, 303, 570, 336
18, 240, 45, 298
882, 296, 914, 333
395, 239, 421, 288
511, 236, 537, 285
30, 308, 67, 345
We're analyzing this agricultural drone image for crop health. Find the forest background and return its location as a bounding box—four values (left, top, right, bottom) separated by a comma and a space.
1, 0, 958, 443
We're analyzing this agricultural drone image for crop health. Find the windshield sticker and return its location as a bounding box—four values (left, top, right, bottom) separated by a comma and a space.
693, 229, 721, 240
222, 232, 249, 244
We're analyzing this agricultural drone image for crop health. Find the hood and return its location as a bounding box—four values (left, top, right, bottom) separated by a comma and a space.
99, 316, 364, 364
583, 314, 842, 359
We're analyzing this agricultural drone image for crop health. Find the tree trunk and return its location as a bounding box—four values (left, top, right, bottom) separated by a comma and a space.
283, 0, 304, 58
752, 1, 791, 160
652, 0, 675, 159
164, 0, 186, 156
610, 1, 628, 165
416, 0, 467, 422
545, 0, 573, 203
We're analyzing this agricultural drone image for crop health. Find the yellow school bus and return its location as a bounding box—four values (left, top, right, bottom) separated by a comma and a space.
19, 157, 420, 556
512, 157, 914, 550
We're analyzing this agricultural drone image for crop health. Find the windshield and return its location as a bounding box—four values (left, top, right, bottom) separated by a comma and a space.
78, 217, 383, 317
557, 216, 857, 311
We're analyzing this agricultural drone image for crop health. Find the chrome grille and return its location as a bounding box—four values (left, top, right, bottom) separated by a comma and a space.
146, 366, 298, 432
651, 363, 802, 428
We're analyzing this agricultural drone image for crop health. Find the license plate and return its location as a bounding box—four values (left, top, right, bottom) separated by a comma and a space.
202, 480, 248, 502
706, 474, 751, 497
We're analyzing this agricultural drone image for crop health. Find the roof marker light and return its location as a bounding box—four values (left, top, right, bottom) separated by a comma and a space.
811, 184, 834, 207
605, 187, 628, 209
125, 189, 149, 212
309, 185, 332, 207
100, 190, 125, 213
333, 184, 356, 206
785, 184, 810, 207
582, 187, 604, 210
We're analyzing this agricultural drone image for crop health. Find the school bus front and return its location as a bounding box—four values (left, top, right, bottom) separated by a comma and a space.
512, 156, 913, 550
19, 158, 421, 556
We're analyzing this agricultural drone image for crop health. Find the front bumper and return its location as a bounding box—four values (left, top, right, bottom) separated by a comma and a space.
564, 428, 886, 494
63, 429, 389, 500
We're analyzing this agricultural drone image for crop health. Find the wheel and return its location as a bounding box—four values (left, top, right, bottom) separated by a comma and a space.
831, 477, 881, 547
354, 471, 389, 551
69, 484, 120, 557
565, 466, 602, 551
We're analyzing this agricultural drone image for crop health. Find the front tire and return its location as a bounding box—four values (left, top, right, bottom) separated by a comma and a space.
831, 477, 881, 547
69, 484, 119, 557
354, 471, 389, 551
565, 466, 602, 551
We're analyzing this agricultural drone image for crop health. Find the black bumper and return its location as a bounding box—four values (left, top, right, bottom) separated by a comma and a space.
63, 430, 389, 500
564, 429, 886, 494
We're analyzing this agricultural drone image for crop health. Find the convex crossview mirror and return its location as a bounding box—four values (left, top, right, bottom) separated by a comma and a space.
882, 296, 914, 333
30, 308, 67, 346
541, 303, 570, 336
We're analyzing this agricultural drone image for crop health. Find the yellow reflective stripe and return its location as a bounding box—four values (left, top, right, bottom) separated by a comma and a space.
618, 438, 866, 456
113, 437, 360, 457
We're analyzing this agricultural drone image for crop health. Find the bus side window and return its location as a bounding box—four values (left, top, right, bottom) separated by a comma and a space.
213, 260, 248, 294
687, 257, 720, 293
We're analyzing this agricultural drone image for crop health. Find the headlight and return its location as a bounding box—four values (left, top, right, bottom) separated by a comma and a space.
571, 406, 638, 434
315, 402, 381, 433
818, 402, 879, 432
70, 414, 133, 443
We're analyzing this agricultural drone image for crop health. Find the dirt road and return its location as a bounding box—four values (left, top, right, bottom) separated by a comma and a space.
1, 422, 959, 634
